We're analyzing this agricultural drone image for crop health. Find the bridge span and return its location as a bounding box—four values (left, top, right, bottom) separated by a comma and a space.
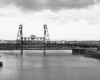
0, 41, 98, 50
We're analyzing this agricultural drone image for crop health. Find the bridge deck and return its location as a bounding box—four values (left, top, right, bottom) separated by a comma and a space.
0, 42, 97, 50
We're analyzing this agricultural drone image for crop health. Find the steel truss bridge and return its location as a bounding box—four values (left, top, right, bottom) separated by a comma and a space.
0, 24, 99, 55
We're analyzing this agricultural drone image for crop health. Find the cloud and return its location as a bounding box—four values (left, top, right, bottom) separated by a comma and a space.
46, 0, 95, 10
0, 0, 44, 11
0, 0, 98, 11
0, 0, 100, 40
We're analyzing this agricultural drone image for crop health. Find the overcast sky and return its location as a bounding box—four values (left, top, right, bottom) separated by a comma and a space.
0, 0, 100, 40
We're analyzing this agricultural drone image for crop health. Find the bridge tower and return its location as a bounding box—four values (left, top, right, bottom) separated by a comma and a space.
44, 24, 50, 55
17, 24, 23, 55
44, 24, 50, 42
17, 24, 23, 41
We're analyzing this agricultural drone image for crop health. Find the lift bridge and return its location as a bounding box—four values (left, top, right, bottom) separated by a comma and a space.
0, 24, 99, 55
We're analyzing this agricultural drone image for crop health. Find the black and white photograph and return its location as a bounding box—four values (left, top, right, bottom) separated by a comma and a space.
0, 0, 100, 80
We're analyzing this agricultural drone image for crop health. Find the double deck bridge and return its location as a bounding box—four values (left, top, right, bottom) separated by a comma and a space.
0, 24, 99, 55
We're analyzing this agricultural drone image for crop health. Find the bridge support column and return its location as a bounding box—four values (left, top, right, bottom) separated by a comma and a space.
72, 49, 86, 55
43, 24, 50, 54
17, 24, 23, 55
44, 25, 46, 55
20, 25, 23, 55
0, 61, 3, 67
21, 39, 23, 55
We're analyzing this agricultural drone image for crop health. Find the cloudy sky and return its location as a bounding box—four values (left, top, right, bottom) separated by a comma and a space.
0, 0, 100, 40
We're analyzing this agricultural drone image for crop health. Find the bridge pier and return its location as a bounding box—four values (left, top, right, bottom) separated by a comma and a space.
72, 49, 86, 55
17, 24, 23, 55
44, 25, 46, 55
0, 61, 3, 67
21, 37, 23, 55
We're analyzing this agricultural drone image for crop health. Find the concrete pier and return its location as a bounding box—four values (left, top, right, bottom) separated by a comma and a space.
0, 61, 3, 67
85, 48, 100, 59
72, 49, 86, 55
72, 48, 100, 59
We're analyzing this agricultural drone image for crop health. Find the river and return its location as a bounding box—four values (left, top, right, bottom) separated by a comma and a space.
0, 50, 100, 80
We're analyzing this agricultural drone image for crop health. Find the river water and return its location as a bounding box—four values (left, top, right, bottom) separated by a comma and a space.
0, 50, 100, 80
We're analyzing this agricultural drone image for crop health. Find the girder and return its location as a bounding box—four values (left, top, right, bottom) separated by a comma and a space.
0, 42, 97, 50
